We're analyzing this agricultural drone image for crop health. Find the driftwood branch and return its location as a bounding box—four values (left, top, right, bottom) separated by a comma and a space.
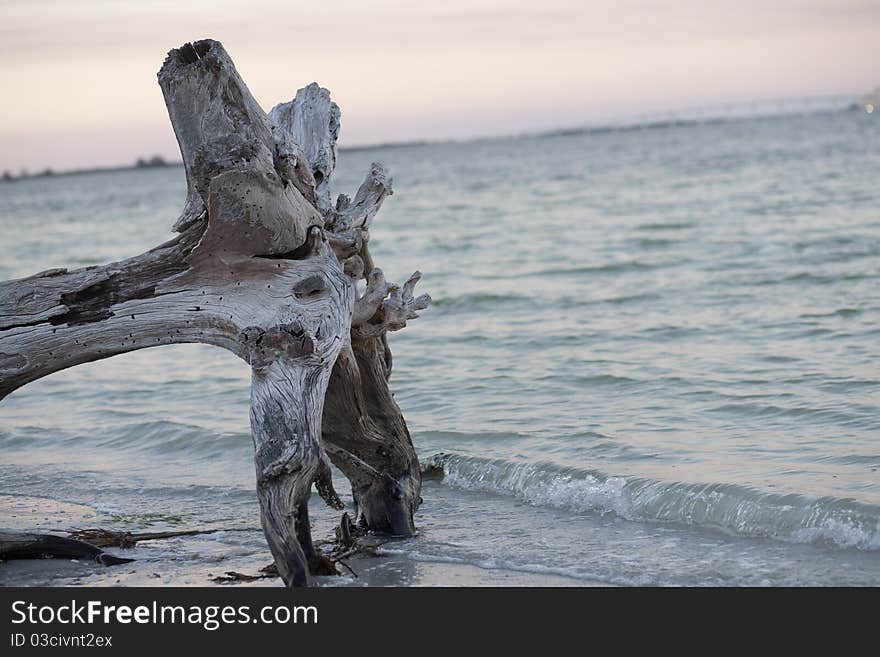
0, 39, 430, 586
66, 527, 253, 548
0, 531, 133, 566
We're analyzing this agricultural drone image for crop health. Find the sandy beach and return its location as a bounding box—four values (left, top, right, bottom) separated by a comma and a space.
0, 551, 595, 588
0, 493, 595, 588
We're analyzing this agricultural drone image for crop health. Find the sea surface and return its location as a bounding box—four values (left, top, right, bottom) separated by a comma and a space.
1, 109, 878, 586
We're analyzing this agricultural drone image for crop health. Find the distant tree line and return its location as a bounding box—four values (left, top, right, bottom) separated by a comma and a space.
135, 155, 169, 168
2, 155, 172, 182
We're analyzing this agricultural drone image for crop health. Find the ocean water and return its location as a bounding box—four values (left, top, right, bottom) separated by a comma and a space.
1, 109, 878, 586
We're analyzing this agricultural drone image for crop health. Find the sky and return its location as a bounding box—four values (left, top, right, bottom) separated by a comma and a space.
1, 0, 878, 172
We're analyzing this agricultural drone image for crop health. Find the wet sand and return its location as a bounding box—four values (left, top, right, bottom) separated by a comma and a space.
0, 494, 603, 587
0, 554, 599, 587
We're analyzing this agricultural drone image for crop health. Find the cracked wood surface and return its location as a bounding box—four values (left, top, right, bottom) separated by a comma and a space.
272, 88, 431, 534
0, 38, 431, 585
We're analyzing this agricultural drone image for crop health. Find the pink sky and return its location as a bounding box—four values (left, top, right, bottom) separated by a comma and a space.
1, 0, 878, 171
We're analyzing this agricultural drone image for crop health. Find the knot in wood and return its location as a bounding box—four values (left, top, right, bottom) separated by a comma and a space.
240, 321, 317, 369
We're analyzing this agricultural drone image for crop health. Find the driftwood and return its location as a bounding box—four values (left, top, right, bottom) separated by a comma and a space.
66, 527, 252, 548
268, 86, 428, 534
0, 40, 429, 586
0, 531, 133, 566
212, 570, 276, 584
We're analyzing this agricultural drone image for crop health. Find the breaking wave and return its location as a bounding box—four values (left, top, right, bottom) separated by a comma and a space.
423, 452, 880, 551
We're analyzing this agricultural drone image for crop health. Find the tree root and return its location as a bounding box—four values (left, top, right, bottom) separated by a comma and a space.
209, 513, 386, 584
211, 565, 277, 584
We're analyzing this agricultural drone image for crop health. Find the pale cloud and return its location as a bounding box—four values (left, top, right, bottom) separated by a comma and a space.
1, 0, 877, 170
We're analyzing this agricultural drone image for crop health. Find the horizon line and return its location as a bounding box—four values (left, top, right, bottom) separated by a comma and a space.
1, 96, 865, 181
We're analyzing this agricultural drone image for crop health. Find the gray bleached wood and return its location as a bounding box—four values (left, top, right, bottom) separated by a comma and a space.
0, 39, 431, 584
271, 86, 430, 534
269, 83, 339, 216
0, 40, 352, 587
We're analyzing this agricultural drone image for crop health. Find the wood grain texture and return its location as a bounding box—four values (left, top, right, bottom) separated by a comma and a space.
269, 82, 431, 535
0, 39, 431, 585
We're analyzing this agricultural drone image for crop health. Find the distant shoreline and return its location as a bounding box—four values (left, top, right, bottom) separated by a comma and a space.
1, 156, 177, 183
2, 103, 865, 183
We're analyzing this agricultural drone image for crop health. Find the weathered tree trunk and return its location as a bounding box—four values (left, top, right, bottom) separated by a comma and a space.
0, 39, 429, 586
323, 334, 423, 535
269, 90, 429, 535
